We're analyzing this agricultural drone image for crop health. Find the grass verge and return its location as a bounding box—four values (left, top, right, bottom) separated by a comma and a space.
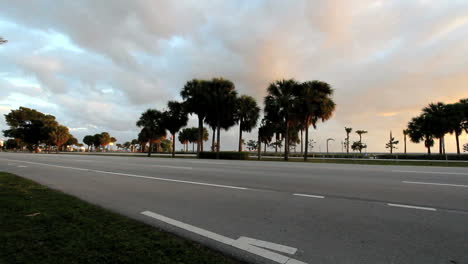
0, 172, 240, 264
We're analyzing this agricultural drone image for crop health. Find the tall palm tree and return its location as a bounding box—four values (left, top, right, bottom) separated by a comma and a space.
446, 99, 467, 154
407, 115, 434, 155
136, 109, 166, 157
402, 129, 409, 154
422, 102, 448, 154
294, 81, 336, 161
355, 130, 368, 153
264, 79, 299, 161
345, 127, 352, 155
206, 78, 238, 158
162, 101, 188, 158
181, 79, 210, 156
235, 95, 260, 152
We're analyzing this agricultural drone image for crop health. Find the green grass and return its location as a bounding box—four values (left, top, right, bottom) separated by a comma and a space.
0, 172, 241, 264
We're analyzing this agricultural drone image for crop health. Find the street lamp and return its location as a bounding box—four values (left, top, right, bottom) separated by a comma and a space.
326, 138, 335, 154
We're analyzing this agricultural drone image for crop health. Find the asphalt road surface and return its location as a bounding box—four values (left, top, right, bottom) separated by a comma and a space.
1, 152, 467, 264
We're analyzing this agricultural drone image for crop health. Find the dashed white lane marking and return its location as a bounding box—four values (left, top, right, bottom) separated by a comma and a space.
141, 210, 307, 264
293, 193, 325, 199
387, 203, 437, 211
0, 158, 247, 190
188, 161, 227, 165
153, 164, 193, 170
17, 165, 28, 168
393, 170, 468, 175
403, 181, 468, 188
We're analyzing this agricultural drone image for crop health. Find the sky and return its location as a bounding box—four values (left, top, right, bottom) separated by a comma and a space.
1, 0, 468, 153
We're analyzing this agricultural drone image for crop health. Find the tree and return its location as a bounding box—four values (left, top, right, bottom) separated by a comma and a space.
355, 130, 368, 153
344, 127, 352, 155
235, 95, 260, 152
178, 128, 190, 152
116, 143, 123, 149
49, 125, 70, 153
3, 107, 58, 152
136, 109, 166, 157
446, 99, 467, 154
181, 79, 210, 156
464, 143, 468, 152
123, 141, 131, 150
83, 135, 94, 151
351, 141, 366, 153
100, 132, 111, 151
422, 102, 448, 154
402, 129, 408, 154
294, 80, 336, 161
131, 139, 139, 152
93, 134, 102, 151
245, 140, 258, 151
264, 79, 300, 161
162, 101, 188, 158
407, 115, 434, 155
385, 131, 399, 154
258, 120, 275, 154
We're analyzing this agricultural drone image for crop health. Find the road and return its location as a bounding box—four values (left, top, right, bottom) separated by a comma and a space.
0, 152, 467, 264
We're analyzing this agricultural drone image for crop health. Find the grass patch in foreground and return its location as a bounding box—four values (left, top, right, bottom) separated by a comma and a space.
0, 172, 240, 264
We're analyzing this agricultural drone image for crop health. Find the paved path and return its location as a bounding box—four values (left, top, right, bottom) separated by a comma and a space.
1, 152, 467, 264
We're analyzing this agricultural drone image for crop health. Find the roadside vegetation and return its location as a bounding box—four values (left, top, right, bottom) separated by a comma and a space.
0, 172, 240, 264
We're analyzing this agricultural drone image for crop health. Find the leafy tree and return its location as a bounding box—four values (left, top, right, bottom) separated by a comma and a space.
178, 128, 191, 152
422, 102, 448, 154
116, 143, 123, 149
93, 134, 102, 151
294, 81, 335, 161
4, 138, 20, 150
258, 120, 275, 153
136, 109, 166, 156
385, 131, 399, 154
123, 141, 131, 150
245, 140, 258, 151
344, 127, 352, 154
131, 139, 139, 152
49, 125, 70, 153
181, 79, 210, 155
464, 143, 468, 152
351, 141, 366, 153
162, 101, 188, 157
65, 135, 78, 146
235, 95, 260, 152
99, 132, 111, 151
160, 139, 172, 153
264, 79, 300, 161
83, 135, 95, 151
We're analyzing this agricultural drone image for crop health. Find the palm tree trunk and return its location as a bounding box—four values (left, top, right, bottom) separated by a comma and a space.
216, 125, 221, 159
238, 125, 243, 152
404, 135, 407, 154
304, 126, 309, 161
172, 133, 176, 158
211, 127, 215, 151
346, 134, 350, 155
197, 116, 203, 156
56, 144, 60, 154
300, 129, 303, 154
264, 142, 266, 154
285, 122, 289, 161
257, 130, 261, 160
439, 138, 442, 154
147, 142, 152, 157
456, 132, 460, 154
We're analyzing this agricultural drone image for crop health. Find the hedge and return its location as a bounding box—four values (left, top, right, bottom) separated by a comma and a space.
199, 151, 250, 160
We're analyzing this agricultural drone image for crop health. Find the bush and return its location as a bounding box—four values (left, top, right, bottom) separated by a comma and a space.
376, 154, 468, 161
199, 151, 250, 160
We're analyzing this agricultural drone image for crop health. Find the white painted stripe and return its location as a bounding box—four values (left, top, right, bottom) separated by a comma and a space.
403, 181, 468, 188
0, 158, 247, 190
293, 193, 325, 199
189, 161, 227, 165
153, 164, 192, 170
141, 210, 307, 264
387, 203, 437, 211
236, 236, 297, 255
17, 165, 28, 168
393, 170, 468, 175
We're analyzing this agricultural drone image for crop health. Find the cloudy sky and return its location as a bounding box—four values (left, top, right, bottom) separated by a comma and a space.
1, 0, 468, 153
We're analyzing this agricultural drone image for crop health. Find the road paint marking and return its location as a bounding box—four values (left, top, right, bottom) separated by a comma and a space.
393, 170, 468, 175
0, 158, 247, 190
153, 164, 193, 170
387, 203, 437, 211
17, 165, 28, 168
293, 193, 325, 199
403, 181, 468, 188
141, 210, 307, 264
189, 161, 227, 165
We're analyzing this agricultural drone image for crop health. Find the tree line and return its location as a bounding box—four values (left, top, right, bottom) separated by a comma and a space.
135, 78, 336, 160
82, 133, 117, 152
406, 99, 468, 155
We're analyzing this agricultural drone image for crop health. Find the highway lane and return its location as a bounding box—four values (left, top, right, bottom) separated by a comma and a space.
0, 152, 467, 264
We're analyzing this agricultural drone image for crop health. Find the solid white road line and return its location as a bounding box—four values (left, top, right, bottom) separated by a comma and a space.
403, 181, 468, 188
17, 165, 28, 168
188, 161, 227, 165
387, 203, 437, 211
0, 158, 247, 190
141, 210, 307, 264
152, 164, 193, 170
393, 170, 468, 175
293, 193, 325, 199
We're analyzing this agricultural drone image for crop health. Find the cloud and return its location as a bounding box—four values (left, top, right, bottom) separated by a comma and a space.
1, 0, 468, 152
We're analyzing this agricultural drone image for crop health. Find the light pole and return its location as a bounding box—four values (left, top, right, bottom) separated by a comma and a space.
326, 138, 335, 154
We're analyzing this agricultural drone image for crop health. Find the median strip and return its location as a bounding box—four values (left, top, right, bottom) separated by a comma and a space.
387, 203, 437, 211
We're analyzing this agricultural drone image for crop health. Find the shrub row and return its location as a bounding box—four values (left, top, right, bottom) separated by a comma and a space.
199, 151, 250, 160
375, 154, 468, 161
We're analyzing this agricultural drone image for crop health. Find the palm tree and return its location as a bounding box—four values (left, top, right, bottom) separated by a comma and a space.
264, 79, 300, 161
355, 130, 368, 153
422, 102, 448, 154
181, 79, 210, 156
407, 115, 434, 155
258, 119, 275, 154
49, 125, 70, 153
402, 129, 409, 154
162, 101, 188, 157
205, 78, 238, 158
295, 81, 336, 161
345, 127, 352, 155
136, 109, 166, 157
446, 99, 467, 154
235, 95, 260, 152
178, 128, 190, 152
